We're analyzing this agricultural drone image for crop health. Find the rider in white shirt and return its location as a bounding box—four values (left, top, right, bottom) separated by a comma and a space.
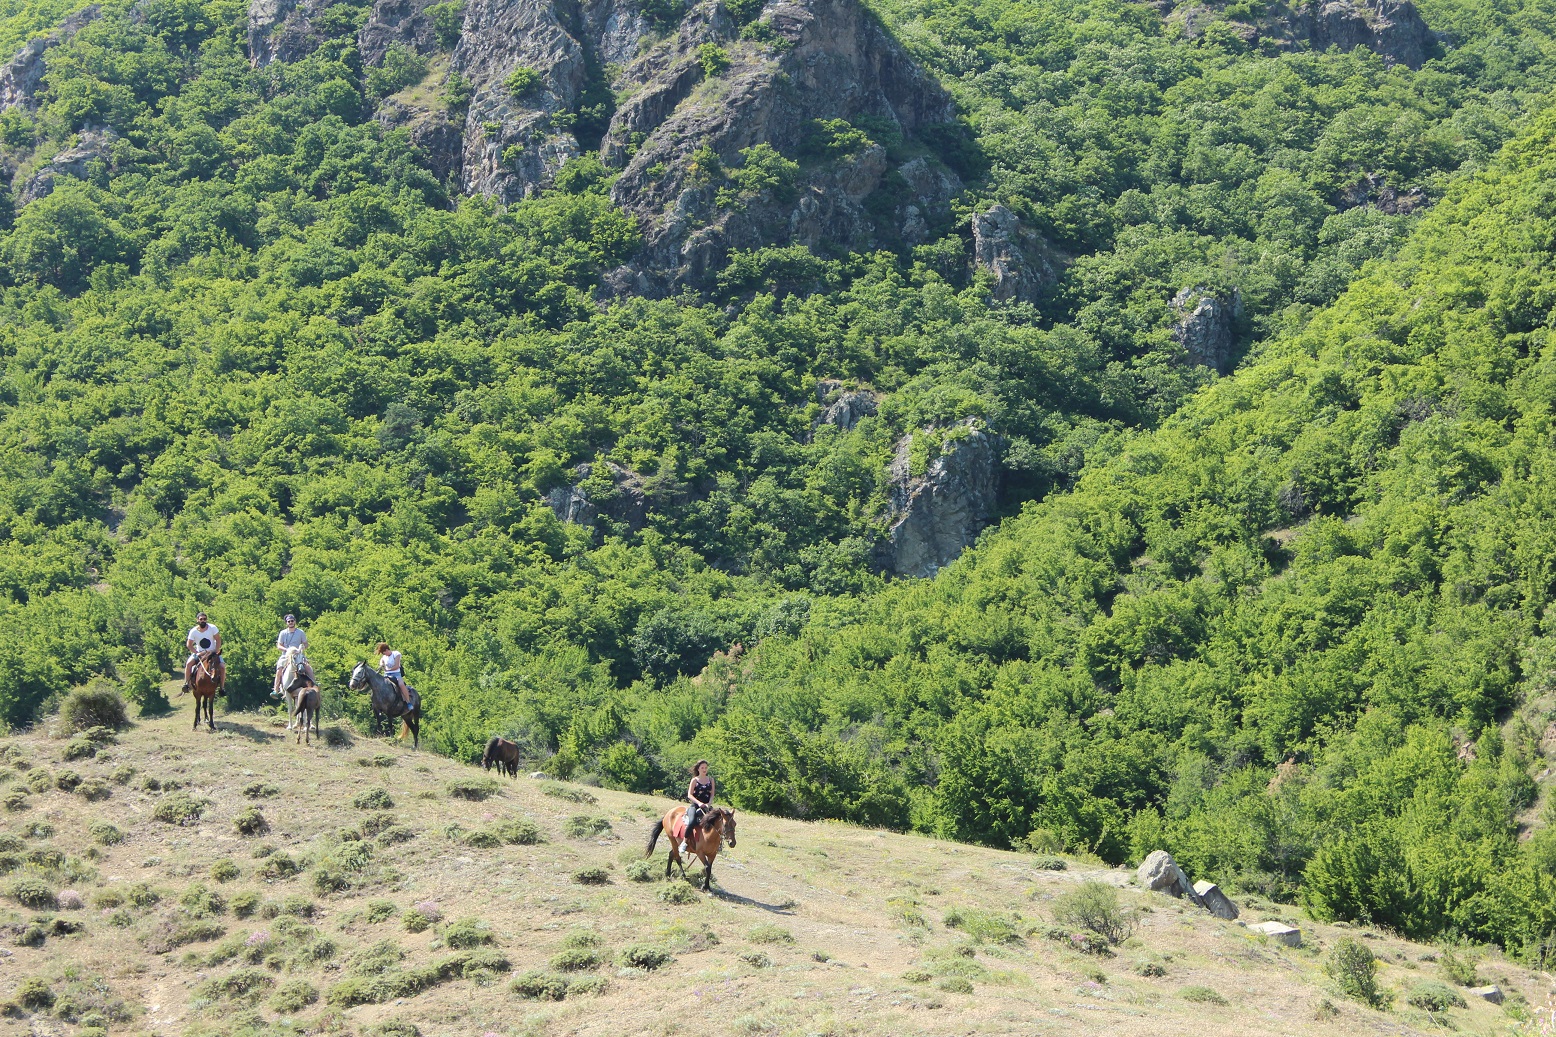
377, 642, 412, 706
273, 614, 316, 695
183, 612, 225, 695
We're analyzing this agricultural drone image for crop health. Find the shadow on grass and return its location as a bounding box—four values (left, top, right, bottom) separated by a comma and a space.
711, 886, 797, 914
215, 721, 285, 743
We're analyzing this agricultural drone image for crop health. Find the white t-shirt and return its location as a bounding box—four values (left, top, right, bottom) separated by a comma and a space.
188, 624, 219, 651
276, 628, 307, 651
380, 650, 402, 673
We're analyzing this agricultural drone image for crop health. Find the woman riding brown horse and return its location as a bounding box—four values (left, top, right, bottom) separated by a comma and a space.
645, 804, 737, 891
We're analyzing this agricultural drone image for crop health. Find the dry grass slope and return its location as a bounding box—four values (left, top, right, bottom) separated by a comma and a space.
0, 709, 1547, 1037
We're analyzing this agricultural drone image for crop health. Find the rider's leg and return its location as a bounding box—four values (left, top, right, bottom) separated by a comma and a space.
183, 655, 194, 692
399, 678, 412, 706
273, 665, 284, 697
679, 806, 696, 854
216, 658, 226, 694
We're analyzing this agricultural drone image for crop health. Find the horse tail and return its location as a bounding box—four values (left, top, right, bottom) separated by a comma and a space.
400, 718, 411, 740
645, 819, 664, 858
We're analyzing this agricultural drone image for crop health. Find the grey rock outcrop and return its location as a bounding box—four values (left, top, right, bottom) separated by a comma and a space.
548, 462, 649, 530
815, 380, 877, 432
248, 0, 355, 66
972, 204, 1055, 305
1, 6, 100, 112
358, 0, 440, 67
1341, 171, 1426, 214
1171, 286, 1241, 373
881, 420, 998, 578
1468, 985, 1504, 1005
1249, 920, 1302, 947
545, 483, 598, 527
1193, 880, 1240, 920
17, 125, 117, 204
1136, 850, 1207, 908
1292, 0, 1432, 70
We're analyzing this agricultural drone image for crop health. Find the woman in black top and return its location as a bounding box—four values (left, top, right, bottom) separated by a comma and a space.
680, 760, 715, 854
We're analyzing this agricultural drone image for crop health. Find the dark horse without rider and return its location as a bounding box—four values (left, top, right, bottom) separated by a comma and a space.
348, 662, 421, 749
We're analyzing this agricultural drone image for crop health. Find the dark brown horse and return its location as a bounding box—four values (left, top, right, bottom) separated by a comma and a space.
645, 805, 737, 892
291, 685, 321, 745
188, 650, 219, 731
482, 737, 520, 777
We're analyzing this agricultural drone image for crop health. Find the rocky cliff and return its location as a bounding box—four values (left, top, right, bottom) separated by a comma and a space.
880, 421, 999, 578
1168, 0, 1434, 69
245, 0, 967, 290
0, 5, 99, 112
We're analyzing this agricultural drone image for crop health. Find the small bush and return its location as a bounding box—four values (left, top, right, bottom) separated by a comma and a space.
277, 894, 315, 918
7, 877, 56, 909
1052, 881, 1134, 945
0, 834, 21, 853
510, 970, 568, 1000
1181, 985, 1228, 1005
110, 765, 136, 785
23, 820, 51, 838
125, 883, 161, 908
1438, 945, 1480, 986
25, 770, 52, 793
2, 786, 26, 811
179, 883, 226, 917
257, 852, 299, 880
567, 974, 608, 996
937, 975, 974, 994
88, 821, 123, 846
194, 967, 273, 1004
233, 808, 269, 837
210, 859, 240, 882
377, 825, 416, 846
616, 943, 672, 970
541, 784, 597, 805
747, 923, 793, 944
563, 815, 612, 838
1406, 981, 1466, 1012
1030, 854, 1068, 871
347, 939, 404, 976
353, 788, 394, 810
57, 889, 83, 909
625, 858, 657, 882
14, 975, 53, 1009
359, 811, 398, 836
75, 778, 110, 801
358, 754, 396, 768
572, 866, 609, 885
269, 978, 318, 1013
25, 847, 62, 870
447, 777, 499, 801
365, 1023, 421, 1037
550, 947, 600, 971
658, 883, 699, 905
402, 908, 432, 933
1135, 960, 1167, 977
152, 791, 206, 826
230, 891, 261, 918
143, 915, 225, 953
322, 726, 350, 747
739, 950, 771, 967
1326, 938, 1390, 1009
489, 817, 542, 844
54, 769, 82, 792
505, 65, 540, 97
62, 736, 98, 761
366, 899, 398, 923
562, 929, 601, 949
443, 917, 494, 948
242, 782, 279, 799
942, 907, 1023, 945
59, 685, 129, 733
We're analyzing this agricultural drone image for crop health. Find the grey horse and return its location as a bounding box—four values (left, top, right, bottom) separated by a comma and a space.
348, 661, 421, 749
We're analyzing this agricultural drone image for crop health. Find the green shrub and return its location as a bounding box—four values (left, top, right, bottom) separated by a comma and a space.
489, 817, 542, 844
365, 1022, 422, 1037
447, 777, 499, 801
2, 786, 26, 811
366, 899, 398, 923
563, 815, 612, 838
233, 807, 268, 836
242, 782, 279, 798
0, 853, 18, 874
257, 852, 299, 880
88, 822, 122, 846
25, 847, 62, 870
1438, 945, 1480, 986
541, 783, 597, 805
567, 974, 608, 996
353, 788, 394, 810
142, 914, 225, 953
7, 877, 55, 909
1181, 985, 1228, 1005
152, 792, 206, 825
1135, 960, 1167, 977
1406, 981, 1466, 1012
1326, 938, 1390, 1009
25, 770, 52, 793
625, 858, 657, 882
59, 686, 129, 733
269, 978, 318, 1013
22, 820, 52, 838
443, 917, 494, 948
739, 950, 771, 967
0, 834, 21, 853
658, 883, 699, 905
402, 908, 432, 932
14, 976, 53, 1009
550, 947, 600, 971
347, 939, 404, 976
376, 825, 415, 846
747, 923, 793, 944
942, 907, 1023, 945
125, 883, 161, 908
697, 42, 730, 76
572, 866, 609, 885
616, 943, 672, 970
561, 929, 600, 949
903, 968, 930, 982
230, 891, 261, 918
110, 765, 136, 785
62, 735, 98, 761
360, 811, 398, 836
1030, 854, 1068, 871
1051, 882, 1134, 945
179, 883, 226, 917
505, 65, 540, 98
193, 967, 273, 1004
937, 975, 973, 993
75, 778, 110, 801
510, 970, 569, 1000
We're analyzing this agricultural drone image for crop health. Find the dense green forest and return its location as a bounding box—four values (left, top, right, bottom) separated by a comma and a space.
7, 0, 1556, 956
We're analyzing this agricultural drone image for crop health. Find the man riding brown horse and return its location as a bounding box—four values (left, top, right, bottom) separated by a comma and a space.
182, 612, 225, 696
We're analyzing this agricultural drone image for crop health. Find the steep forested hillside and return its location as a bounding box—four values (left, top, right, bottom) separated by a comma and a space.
5, 0, 1556, 957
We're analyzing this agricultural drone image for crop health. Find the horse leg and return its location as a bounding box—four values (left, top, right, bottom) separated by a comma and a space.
703, 858, 713, 892
208, 695, 216, 731
192, 695, 199, 731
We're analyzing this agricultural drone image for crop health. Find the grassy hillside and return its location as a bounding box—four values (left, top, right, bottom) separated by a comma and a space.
0, 705, 1546, 1037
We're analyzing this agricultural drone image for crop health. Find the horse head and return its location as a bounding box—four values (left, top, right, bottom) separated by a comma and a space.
348, 662, 371, 691
720, 808, 737, 848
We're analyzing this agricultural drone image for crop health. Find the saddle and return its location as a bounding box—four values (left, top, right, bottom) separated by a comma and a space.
672, 807, 714, 842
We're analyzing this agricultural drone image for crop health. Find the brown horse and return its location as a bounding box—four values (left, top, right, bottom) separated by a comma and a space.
291, 686, 321, 745
645, 805, 737, 892
188, 650, 219, 731
482, 737, 520, 778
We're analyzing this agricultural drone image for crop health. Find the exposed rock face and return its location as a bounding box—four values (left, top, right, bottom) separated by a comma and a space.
972, 204, 1055, 305
359, 0, 440, 66
1, 6, 100, 112
1292, 0, 1432, 69
1136, 850, 1207, 908
1170, 286, 1241, 373
248, 0, 354, 66
1341, 171, 1426, 214
377, 98, 465, 183
1192, 880, 1240, 920
17, 125, 117, 204
1468, 985, 1505, 1005
1249, 920, 1303, 946
881, 420, 998, 578
547, 462, 649, 530
815, 379, 877, 432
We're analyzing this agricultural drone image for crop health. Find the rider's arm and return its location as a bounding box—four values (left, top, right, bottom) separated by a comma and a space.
707, 779, 715, 803
687, 779, 698, 802
213, 631, 223, 652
